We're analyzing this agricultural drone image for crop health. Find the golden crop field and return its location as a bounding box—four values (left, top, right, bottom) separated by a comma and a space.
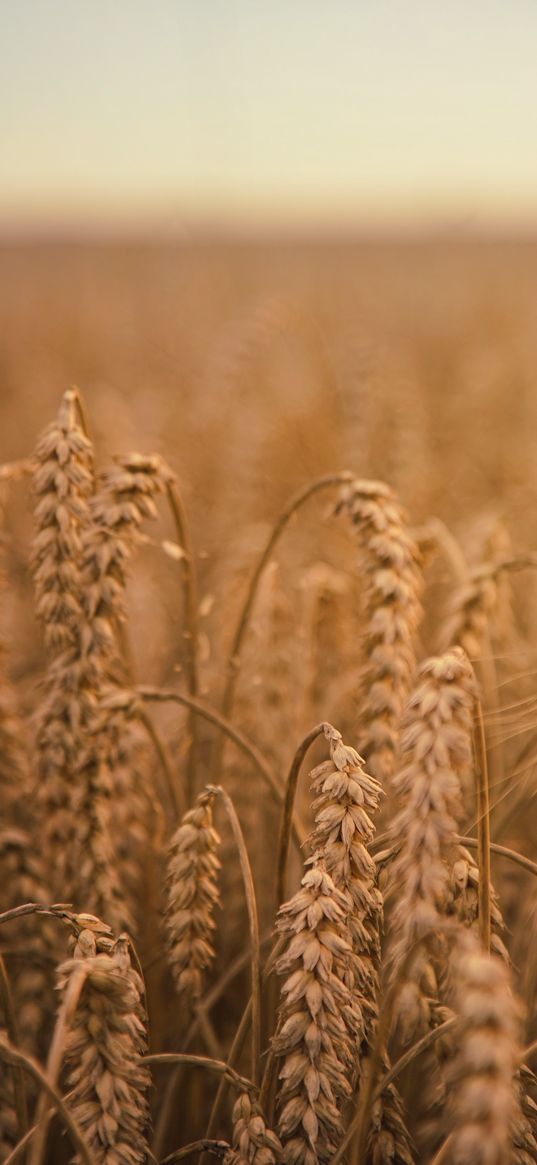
1, 236, 537, 1165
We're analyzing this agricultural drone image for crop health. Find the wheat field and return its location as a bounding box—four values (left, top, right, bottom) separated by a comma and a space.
1, 236, 537, 1165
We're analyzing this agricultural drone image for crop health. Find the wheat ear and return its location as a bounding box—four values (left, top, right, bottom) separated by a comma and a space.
164, 789, 221, 1006
31, 389, 95, 892
310, 725, 414, 1165
57, 931, 151, 1165
442, 931, 521, 1165
336, 478, 423, 786
272, 857, 355, 1165
386, 648, 477, 1042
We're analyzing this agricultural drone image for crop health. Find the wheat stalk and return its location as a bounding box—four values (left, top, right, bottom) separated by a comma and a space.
221, 561, 298, 963
216, 472, 353, 779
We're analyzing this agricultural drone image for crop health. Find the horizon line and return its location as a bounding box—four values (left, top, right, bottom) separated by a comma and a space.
3, 216, 537, 248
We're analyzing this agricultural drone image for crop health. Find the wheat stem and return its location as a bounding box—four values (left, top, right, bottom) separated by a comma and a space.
208, 785, 261, 1084
0, 1036, 95, 1165
374, 1016, 459, 1099
202, 999, 253, 1153
144, 1052, 255, 1093
474, 698, 491, 952
138, 704, 186, 819
161, 1142, 230, 1164
214, 472, 354, 775
29, 960, 90, 1165
139, 686, 305, 847
376, 833, 537, 879
274, 722, 326, 914
164, 478, 200, 801
0, 955, 28, 1139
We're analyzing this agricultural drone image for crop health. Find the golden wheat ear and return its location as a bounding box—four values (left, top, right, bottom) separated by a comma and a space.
56, 931, 151, 1165
310, 725, 414, 1165
164, 788, 221, 1007
271, 857, 355, 1164
441, 930, 522, 1165
335, 478, 423, 787
31, 389, 95, 896
386, 649, 478, 1043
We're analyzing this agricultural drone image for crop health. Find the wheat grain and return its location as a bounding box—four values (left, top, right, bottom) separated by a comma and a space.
225, 1092, 282, 1165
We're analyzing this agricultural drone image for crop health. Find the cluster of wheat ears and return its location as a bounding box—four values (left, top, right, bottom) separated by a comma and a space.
1, 386, 537, 1165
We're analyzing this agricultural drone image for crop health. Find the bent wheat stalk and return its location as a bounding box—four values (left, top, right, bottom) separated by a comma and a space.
474, 699, 491, 952
215, 471, 354, 777
163, 474, 200, 800
207, 785, 261, 1085
138, 686, 306, 849
274, 722, 327, 913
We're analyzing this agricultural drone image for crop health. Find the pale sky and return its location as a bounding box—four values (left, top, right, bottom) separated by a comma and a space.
2, 0, 537, 234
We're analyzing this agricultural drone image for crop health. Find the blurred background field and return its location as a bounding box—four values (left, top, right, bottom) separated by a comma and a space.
3, 235, 537, 527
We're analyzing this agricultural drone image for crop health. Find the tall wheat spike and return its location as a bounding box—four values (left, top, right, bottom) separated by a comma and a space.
32, 391, 129, 930
445, 931, 522, 1165
272, 857, 356, 1165
310, 725, 414, 1165
335, 479, 423, 786
74, 453, 171, 917
386, 649, 477, 1043
32, 388, 95, 893
32, 419, 172, 929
